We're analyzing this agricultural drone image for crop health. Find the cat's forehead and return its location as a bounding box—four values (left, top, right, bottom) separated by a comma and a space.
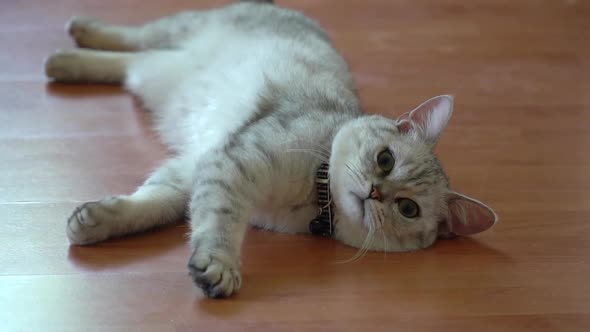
355, 115, 398, 133
390, 136, 430, 163
389, 138, 447, 183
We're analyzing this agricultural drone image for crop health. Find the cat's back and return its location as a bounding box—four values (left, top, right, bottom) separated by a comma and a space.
179, 2, 347, 78
209, 1, 330, 43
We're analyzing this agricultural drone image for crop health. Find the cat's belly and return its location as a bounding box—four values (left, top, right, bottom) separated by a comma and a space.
127, 29, 324, 155
150, 56, 265, 154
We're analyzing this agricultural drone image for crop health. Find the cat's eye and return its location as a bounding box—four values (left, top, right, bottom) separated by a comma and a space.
376, 149, 395, 174
397, 198, 419, 219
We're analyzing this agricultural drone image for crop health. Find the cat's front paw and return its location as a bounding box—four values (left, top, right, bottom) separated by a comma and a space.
188, 249, 242, 298
66, 197, 122, 245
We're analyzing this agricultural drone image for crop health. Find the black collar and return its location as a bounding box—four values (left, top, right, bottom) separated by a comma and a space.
309, 163, 333, 237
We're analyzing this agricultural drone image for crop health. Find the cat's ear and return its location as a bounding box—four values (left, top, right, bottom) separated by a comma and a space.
396, 95, 454, 144
440, 191, 498, 237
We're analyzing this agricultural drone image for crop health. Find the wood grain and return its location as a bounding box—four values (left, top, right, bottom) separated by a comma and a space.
1, 0, 589, 330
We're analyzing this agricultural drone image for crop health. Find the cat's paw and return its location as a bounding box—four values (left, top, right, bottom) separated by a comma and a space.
66, 197, 123, 245
188, 249, 242, 298
66, 16, 103, 48
45, 50, 85, 82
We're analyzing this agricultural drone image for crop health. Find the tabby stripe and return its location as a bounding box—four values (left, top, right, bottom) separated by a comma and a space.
230, 88, 278, 140
196, 159, 225, 171
406, 166, 433, 184
195, 178, 234, 195
199, 206, 235, 217
191, 189, 245, 210
411, 180, 432, 187
253, 141, 278, 168
225, 149, 256, 184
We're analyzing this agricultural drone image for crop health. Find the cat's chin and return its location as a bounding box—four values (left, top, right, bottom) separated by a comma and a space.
332, 197, 375, 248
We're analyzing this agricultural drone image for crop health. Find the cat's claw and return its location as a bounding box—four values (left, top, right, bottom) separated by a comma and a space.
188, 250, 242, 298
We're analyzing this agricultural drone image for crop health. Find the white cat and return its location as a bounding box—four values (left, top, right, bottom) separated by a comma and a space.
45, 0, 497, 298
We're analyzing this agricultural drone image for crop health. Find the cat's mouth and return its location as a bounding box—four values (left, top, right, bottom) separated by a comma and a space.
350, 190, 374, 228
358, 196, 366, 222
352, 184, 384, 229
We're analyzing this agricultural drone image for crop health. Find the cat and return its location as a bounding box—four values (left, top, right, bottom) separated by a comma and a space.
45, 0, 498, 298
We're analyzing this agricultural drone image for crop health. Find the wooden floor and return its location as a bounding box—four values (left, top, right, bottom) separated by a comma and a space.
1, 0, 589, 331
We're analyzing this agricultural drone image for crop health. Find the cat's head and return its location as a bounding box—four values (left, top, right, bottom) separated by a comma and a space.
329, 95, 497, 252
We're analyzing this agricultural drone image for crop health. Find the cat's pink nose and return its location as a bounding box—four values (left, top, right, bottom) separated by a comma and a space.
369, 185, 383, 202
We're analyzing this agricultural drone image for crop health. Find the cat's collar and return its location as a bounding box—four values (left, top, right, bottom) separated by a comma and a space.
309, 163, 333, 237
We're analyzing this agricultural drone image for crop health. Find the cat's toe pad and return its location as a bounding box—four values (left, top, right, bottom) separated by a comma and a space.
188, 251, 241, 298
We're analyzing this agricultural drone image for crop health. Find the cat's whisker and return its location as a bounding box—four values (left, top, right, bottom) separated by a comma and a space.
336, 228, 374, 264
380, 227, 388, 256
279, 139, 331, 158
391, 223, 401, 239
304, 147, 330, 159
284, 148, 329, 162
344, 168, 363, 191
345, 164, 365, 193
356, 222, 377, 260
345, 162, 364, 178
297, 140, 331, 156
368, 204, 383, 232
352, 237, 372, 262
350, 167, 367, 192
359, 230, 376, 261
285, 147, 329, 157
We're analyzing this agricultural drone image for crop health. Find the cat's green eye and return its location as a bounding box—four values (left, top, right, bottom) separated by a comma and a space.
397, 198, 420, 219
377, 149, 395, 174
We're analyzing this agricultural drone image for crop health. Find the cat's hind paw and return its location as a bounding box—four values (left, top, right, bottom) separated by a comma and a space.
188, 250, 242, 298
66, 16, 103, 48
45, 49, 87, 82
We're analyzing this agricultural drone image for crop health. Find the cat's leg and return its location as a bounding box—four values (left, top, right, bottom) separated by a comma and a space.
45, 48, 133, 84
67, 17, 143, 51
188, 182, 251, 298
187, 147, 273, 298
66, 11, 205, 51
67, 156, 191, 245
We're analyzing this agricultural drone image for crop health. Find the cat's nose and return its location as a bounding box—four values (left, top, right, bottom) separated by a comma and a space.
368, 184, 383, 202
